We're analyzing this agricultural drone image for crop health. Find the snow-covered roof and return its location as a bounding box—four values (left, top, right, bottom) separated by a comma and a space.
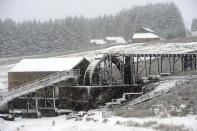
9, 57, 85, 72
90, 39, 107, 45
105, 37, 126, 44
133, 33, 159, 39
143, 27, 154, 33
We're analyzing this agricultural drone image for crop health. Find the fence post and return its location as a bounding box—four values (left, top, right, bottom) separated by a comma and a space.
0, 92, 2, 100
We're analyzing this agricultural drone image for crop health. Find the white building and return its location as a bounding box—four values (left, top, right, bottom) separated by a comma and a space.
8, 57, 89, 89
132, 27, 160, 43
90, 39, 107, 45
105, 37, 127, 45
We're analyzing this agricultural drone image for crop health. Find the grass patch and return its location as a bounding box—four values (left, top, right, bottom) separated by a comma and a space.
142, 121, 158, 128
102, 118, 108, 123
75, 117, 82, 121
86, 117, 94, 122
154, 124, 192, 131
114, 109, 156, 118
126, 120, 141, 127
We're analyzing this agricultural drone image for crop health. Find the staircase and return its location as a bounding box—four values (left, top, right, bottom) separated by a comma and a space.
106, 76, 196, 109
105, 92, 143, 107
122, 78, 194, 109
0, 69, 80, 108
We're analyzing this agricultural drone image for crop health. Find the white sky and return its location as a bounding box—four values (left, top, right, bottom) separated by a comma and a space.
0, 0, 196, 26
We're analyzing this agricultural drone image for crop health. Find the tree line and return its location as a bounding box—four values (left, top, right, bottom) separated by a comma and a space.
0, 2, 186, 58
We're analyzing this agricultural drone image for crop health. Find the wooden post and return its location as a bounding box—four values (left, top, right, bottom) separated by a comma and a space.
52, 87, 56, 109
195, 56, 197, 69
144, 56, 148, 77
169, 56, 172, 73
131, 55, 135, 84
27, 95, 30, 111
173, 56, 175, 73
149, 56, 152, 75
110, 54, 113, 85
136, 57, 139, 79
181, 57, 184, 71
161, 57, 163, 73
157, 56, 160, 74
35, 93, 39, 117
122, 54, 125, 85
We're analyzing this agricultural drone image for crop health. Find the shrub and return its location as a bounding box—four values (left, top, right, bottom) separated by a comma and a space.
142, 121, 158, 128
170, 111, 178, 116
126, 120, 141, 127
154, 124, 192, 131
75, 117, 82, 121
102, 118, 108, 123
66, 116, 74, 120
114, 109, 156, 118
115, 121, 121, 125
93, 119, 99, 122
86, 117, 93, 121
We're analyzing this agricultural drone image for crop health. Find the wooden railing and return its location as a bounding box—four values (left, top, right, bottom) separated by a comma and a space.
0, 69, 80, 107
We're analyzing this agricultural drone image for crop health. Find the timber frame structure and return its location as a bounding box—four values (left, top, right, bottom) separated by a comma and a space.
84, 53, 197, 86
1, 53, 197, 117
129, 53, 197, 84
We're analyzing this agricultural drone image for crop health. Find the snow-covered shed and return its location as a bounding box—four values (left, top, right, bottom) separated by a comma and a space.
90, 39, 107, 45
8, 57, 90, 89
105, 37, 127, 45
132, 27, 160, 43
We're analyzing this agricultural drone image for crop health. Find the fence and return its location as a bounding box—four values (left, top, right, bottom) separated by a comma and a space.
112, 75, 197, 109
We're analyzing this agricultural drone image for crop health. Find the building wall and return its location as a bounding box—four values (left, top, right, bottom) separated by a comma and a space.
132, 38, 160, 43
8, 72, 56, 89
8, 59, 90, 89
105, 40, 117, 44
57, 85, 141, 110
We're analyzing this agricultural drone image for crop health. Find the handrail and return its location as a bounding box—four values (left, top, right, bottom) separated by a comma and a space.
0, 69, 80, 107
8, 69, 80, 92
111, 76, 196, 109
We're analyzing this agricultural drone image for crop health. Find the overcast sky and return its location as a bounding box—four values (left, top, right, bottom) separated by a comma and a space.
0, 0, 196, 26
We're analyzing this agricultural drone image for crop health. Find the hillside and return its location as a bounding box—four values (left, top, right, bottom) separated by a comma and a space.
0, 2, 185, 58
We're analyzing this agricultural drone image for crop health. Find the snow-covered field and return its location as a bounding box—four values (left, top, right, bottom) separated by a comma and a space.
0, 111, 197, 131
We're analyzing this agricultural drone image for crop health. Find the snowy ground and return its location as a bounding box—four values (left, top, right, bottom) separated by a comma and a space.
1, 42, 197, 130
0, 111, 197, 131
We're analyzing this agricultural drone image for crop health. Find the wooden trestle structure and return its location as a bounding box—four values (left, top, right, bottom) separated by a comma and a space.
128, 53, 197, 84
2, 53, 197, 117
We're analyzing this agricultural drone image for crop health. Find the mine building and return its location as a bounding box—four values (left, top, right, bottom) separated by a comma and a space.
105, 37, 127, 45
132, 27, 160, 43
8, 57, 89, 89
2, 52, 196, 117
90, 39, 107, 45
